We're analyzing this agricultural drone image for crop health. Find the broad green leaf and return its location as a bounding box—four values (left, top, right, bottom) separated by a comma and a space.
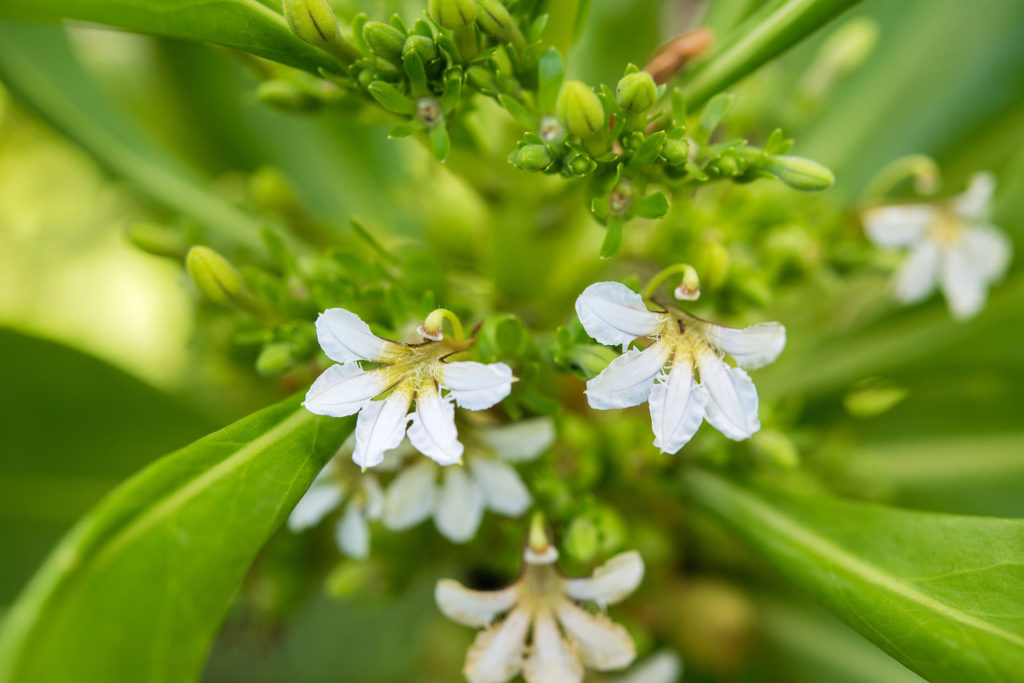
0, 328, 216, 603
0, 398, 354, 683
683, 468, 1024, 683
0, 23, 264, 251
0, 0, 339, 74
682, 0, 863, 107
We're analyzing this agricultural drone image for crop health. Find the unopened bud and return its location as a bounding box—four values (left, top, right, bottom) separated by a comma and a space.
126, 222, 187, 259
565, 516, 599, 563
428, 0, 477, 30
363, 21, 405, 63
556, 80, 605, 138
282, 0, 359, 64
475, 0, 519, 44
765, 155, 835, 191
250, 167, 300, 214
512, 144, 553, 171
564, 152, 596, 177
467, 65, 497, 92
661, 137, 690, 166
404, 34, 438, 63
186, 246, 245, 307
696, 241, 730, 291
568, 344, 618, 377
616, 71, 657, 114
256, 342, 295, 376
751, 430, 799, 468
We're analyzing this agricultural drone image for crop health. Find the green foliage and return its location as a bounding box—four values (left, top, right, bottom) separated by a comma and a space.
0, 399, 354, 683
685, 468, 1024, 682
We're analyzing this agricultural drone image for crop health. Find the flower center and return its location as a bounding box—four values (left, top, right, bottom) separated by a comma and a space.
928, 210, 964, 247
379, 341, 455, 391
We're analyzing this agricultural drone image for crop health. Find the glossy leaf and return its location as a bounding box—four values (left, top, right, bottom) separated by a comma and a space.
683, 0, 863, 107
684, 468, 1024, 683
0, 398, 354, 683
0, 0, 339, 74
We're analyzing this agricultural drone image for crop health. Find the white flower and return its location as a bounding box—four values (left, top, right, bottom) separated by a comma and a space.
383, 418, 555, 543
575, 282, 785, 453
303, 308, 515, 469
863, 172, 1012, 319
436, 544, 644, 683
288, 461, 383, 559
613, 650, 683, 683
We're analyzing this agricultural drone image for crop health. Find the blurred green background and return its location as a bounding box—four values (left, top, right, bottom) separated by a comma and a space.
1, 0, 1022, 680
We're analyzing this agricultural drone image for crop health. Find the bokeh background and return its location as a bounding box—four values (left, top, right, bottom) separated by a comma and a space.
1, 0, 1022, 680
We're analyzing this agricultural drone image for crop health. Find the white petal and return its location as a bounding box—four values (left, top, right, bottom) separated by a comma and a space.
470, 458, 532, 517
699, 352, 760, 441
649, 363, 708, 454
893, 240, 939, 304
563, 551, 645, 607
440, 361, 514, 410
575, 282, 665, 347
352, 392, 411, 469
941, 243, 987, 320
360, 475, 384, 520
383, 460, 438, 530
408, 387, 464, 465
336, 500, 370, 559
963, 225, 1012, 284
954, 172, 996, 223
700, 321, 786, 370
435, 579, 519, 627
477, 417, 556, 463
586, 343, 671, 410
556, 601, 636, 671
615, 650, 684, 683
435, 466, 485, 543
862, 204, 935, 248
287, 477, 344, 532
523, 611, 584, 683
303, 363, 388, 418
316, 308, 391, 363
464, 607, 530, 683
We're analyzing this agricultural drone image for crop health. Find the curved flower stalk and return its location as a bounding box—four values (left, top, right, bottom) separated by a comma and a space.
863, 172, 1012, 319
384, 417, 555, 543
303, 308, 515, 468
436, 537, 644, 683
287, 459, 384, 559
575, 281, 785, 453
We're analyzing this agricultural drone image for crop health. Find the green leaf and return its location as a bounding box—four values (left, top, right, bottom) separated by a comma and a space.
0, 0, 340, 74
684, 468, 1024, 683
682, 0, 863, 107
388, 120, 425, 138
367, 81, 416, 115
498, 93, 539, 129
538, 48, 565, 114
599, 217, 624, 259
697, 92, 735, 142
631, 191, 669, 219
0, 23, 264, 252
429, 124, 451, 163
0, 398, 354, 683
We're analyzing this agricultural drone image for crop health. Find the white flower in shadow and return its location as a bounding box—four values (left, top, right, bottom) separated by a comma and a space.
287, 460, 384, 559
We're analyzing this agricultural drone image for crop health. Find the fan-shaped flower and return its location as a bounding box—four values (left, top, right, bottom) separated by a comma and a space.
384, 417, 555, 543
288, 460, 383, 559
303, 308, 515, 468
575, 281, 785, 453
863, 172, 1012, 319
436, 542, 644, 683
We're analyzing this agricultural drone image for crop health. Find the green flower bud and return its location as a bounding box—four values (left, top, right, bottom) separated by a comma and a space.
565, 517, 599, 563
325, 560, 374, 599
695, 241, 730, 291
764, 155, 835, 191
713, 153, 740, 176
363, 21, 406, 63
126, 222, 187, 259
428, 0, 477, 29
186, 246, 245, 307
661, 137, 690, 166
282, 0, 359, 64
256, 342, 295, 376
616, 71, 657, 113
475, 0, 518, 44
556, 80, 605, 138
403, 34, 438, 64
751, 430, 800, 469
466, 64, 497, 92
567, 343, 617, 377
564, 152, 596, 177
257, 80, 320, 112
512, 144, 553, 171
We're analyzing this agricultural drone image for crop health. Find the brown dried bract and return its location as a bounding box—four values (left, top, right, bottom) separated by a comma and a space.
644, 28, 714, 84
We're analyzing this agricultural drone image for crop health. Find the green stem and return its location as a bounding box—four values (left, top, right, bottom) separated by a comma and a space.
682, 0, 864, 107
862, 154, 941, 202
641, 263, 700, 299
422, 308, 466, 343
